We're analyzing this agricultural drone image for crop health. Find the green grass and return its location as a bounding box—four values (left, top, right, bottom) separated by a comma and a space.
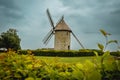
35, 56, 98, 63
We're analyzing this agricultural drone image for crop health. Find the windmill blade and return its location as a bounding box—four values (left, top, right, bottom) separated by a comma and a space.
44, 32, 53, 45
43, 30, 54, 45
43, 29, 53, 42
71, 32, 85, 49
44, 33, 53, 45
46, 9, 55, 29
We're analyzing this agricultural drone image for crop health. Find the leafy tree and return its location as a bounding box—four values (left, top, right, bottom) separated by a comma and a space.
0, 28, 21, 51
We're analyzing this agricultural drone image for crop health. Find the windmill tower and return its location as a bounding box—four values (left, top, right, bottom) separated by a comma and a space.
54, 16, 71, 50
43, 9, 84, 50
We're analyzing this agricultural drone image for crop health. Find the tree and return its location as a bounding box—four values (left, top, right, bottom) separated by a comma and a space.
0, 28, 21, 51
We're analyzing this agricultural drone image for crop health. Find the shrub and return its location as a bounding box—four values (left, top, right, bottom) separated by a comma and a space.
0, 50, 120, 80
18, 49, 103, 57
110, 51, 120, 56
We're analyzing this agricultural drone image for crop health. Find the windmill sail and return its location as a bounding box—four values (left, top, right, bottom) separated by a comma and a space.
43, 29, 53, 42
43, 9, 55, 45
71, 32, 85, 49
43, 29, 54, 44
56, 15, 64, 26
46, 9, 55, 29
44, 32, 53, 45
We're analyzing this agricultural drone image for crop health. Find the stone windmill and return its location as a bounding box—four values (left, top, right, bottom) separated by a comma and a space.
43, 9, 84, 50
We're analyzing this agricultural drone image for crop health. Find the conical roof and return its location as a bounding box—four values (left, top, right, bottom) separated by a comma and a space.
55, 19, 71, 32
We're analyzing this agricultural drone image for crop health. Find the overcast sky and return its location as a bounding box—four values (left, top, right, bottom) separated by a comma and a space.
0, 0, 120, 51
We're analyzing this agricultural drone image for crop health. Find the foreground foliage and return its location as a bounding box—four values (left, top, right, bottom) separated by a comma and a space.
0, 50, 120, 80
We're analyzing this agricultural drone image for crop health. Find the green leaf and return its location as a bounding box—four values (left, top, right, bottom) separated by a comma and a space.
102, 51, 110, 58
88, 70, 101, 80
97, 43, 104, 51
100, 29, 111, 37
25, 77, 34, 80
100, 29, 107, 37
107, 40, 118, 45
93, 51, 99, 57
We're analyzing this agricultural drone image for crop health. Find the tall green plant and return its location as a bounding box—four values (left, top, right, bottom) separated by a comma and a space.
98, 29, 119, 52
95, 29, 120, 80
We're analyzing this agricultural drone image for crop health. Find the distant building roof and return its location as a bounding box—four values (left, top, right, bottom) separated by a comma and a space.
55, 19, 71, 32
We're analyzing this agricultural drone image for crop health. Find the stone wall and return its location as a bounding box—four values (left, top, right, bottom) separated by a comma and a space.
54, 31, 70, 50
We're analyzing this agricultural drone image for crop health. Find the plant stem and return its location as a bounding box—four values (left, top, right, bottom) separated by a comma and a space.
104, 36, 108, 51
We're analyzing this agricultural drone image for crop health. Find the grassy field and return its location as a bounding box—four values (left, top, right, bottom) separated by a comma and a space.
35, 56, 99, 63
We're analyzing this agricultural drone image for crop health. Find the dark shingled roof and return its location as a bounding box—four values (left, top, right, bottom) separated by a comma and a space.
55, 19, 71, 32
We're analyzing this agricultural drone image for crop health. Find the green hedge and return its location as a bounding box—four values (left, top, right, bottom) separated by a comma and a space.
110, 51, 120, 56
18, 50, 103, 57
